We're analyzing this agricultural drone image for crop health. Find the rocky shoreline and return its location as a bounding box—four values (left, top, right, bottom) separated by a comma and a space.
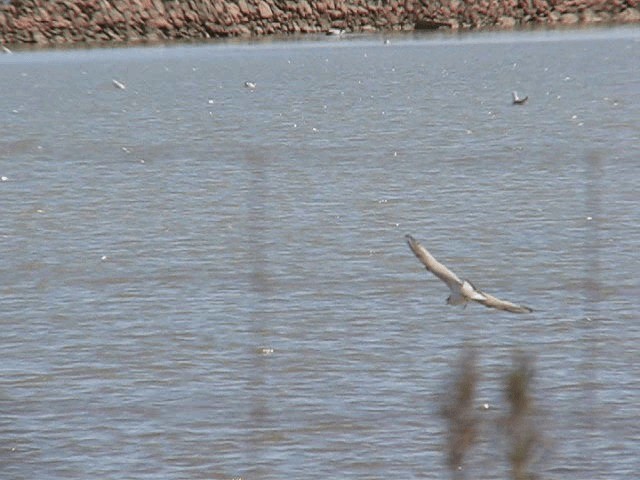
1, 0, 639, 46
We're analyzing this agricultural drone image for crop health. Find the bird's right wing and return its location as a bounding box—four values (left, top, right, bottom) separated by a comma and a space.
406, 235, 463, 290
473, 291, 533, 314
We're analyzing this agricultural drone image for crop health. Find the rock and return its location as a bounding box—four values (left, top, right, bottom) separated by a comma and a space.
560, 12, 579, 23
297, 1, 313, 17
415, 18, 451, 29
498, 15, 517, 27
149, 16, 171, 30
257, 1, 273, 19
581, 9, 603, 23
619, 7, 640, 22
226, 3, 241, 22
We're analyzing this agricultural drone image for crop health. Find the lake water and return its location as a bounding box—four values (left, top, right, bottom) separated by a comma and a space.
1, 26, 639, 479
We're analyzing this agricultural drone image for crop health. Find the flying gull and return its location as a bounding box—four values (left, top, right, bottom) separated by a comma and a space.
405, 234, 533, 314
512, 91, 528, 105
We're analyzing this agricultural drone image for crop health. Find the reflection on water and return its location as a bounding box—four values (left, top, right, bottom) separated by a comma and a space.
1, 26, 639, 479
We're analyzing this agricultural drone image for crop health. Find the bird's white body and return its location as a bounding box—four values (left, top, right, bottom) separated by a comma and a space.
448, 280, 486, 306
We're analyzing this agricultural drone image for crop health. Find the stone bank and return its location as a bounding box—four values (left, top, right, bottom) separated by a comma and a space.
0, 0, 639, 45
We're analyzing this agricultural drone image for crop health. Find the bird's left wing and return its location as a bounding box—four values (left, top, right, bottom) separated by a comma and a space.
405, 234, 463, 290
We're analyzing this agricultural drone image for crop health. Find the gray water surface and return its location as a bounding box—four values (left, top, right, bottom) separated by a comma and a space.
1, 26, 639, 479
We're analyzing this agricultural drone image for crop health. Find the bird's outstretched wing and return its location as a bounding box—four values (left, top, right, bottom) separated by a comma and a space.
405, 234, 463, 290
472, 290, 533, 314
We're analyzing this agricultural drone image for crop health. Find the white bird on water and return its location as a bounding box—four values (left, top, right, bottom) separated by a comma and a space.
244, 81, 256, 90
512, 91, 528, 104
326, 28, 345, 36
406, 234, 533, 314
112, 79, 126, 90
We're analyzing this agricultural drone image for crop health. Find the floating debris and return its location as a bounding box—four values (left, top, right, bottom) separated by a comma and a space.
1, 45, 12, 54
258, 347, 274, 355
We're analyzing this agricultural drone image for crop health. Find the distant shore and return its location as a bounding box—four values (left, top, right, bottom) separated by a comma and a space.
1, 0, 639, 46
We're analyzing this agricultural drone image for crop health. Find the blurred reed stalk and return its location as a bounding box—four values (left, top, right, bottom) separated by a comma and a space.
503, 353, 540, 480
441, 349, 479, 479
